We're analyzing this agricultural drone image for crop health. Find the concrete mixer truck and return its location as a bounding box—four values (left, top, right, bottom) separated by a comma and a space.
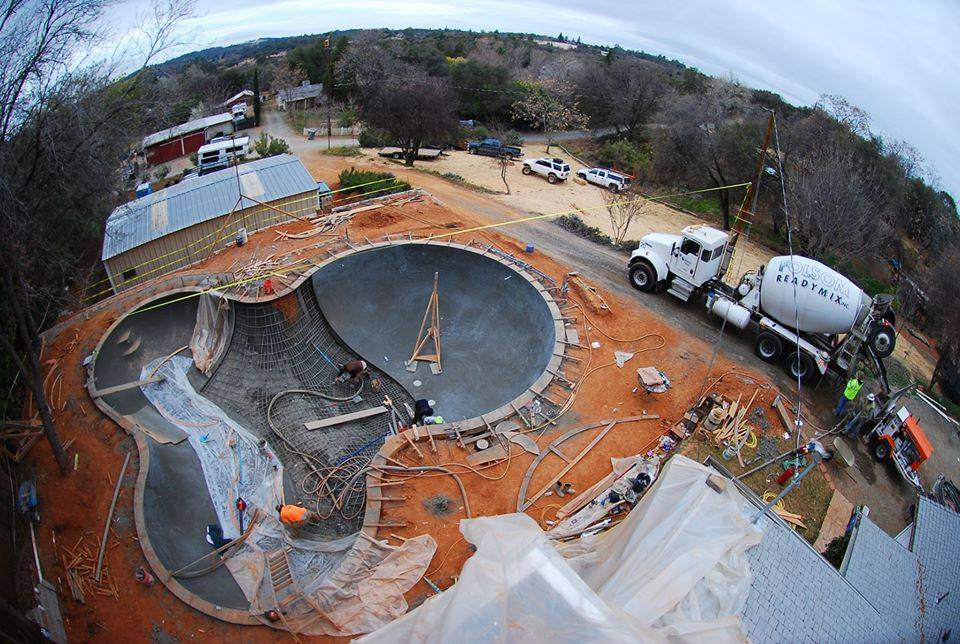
627, 225, 897, 384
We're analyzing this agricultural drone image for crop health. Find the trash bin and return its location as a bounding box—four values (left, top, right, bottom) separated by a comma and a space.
307, 129, 316, 140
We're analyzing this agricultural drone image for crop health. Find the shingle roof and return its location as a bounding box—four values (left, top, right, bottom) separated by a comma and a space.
142, 113, 234, 148
102, 154, 317, 260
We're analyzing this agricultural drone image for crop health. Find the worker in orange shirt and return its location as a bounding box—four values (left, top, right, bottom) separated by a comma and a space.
276, 504, 319, 536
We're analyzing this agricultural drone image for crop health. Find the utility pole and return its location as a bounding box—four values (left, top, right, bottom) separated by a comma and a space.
325, 35, 332, 150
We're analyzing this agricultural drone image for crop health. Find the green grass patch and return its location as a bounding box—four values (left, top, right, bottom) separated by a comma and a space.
321, 146, 361, 157
337, 167, 409, 197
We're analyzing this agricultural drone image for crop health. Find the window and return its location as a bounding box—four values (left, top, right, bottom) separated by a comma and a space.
122, 267, 137, 281
713, 245, 726, 261
701, 248, 712, 262
680, 238, 701, 256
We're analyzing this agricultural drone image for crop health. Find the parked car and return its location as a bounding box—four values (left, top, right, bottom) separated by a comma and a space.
522, 157, 571, 184
378, 146, 444, 160
466, 138, 523, 159
577, 167, 631, 192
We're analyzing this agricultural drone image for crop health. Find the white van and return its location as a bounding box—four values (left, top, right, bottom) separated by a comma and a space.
197, 136, 249, 174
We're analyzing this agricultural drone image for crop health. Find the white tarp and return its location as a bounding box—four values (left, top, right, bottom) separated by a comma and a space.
140, 355, 436, 636
358, 455, 762, 643
190, 292, 232, 376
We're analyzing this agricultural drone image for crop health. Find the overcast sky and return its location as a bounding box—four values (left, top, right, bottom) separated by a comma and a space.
110, 0, 958, 197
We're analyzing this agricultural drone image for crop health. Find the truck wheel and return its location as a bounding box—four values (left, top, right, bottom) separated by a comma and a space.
869, 325, 896, 358
754, 332, 783, 363
608, 183, 620, 193
784, 351, 815, 383
547, 173, 558, 184
504, 153, 514, 161
873, 439, 891, 461
628, 262, 656, 292
468, 148, 476, 155
522, 166, 531, 175
391, 152, 402, 160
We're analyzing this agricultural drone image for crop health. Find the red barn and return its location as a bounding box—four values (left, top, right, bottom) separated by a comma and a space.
142, 113, 235, 165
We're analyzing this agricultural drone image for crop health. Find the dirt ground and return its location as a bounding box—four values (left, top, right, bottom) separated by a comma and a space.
17, 133, 951, 641
16, 188, 788, 642
345, 148, 777, 277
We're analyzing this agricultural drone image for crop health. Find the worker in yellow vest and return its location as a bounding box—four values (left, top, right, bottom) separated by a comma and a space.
835, 373, 864, 417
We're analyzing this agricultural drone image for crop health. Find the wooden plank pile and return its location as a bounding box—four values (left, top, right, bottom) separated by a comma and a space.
709, 389, 759, 447
57, 531, 122, 603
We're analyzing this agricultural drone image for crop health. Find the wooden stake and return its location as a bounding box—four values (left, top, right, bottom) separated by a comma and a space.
95, 452, 130, 582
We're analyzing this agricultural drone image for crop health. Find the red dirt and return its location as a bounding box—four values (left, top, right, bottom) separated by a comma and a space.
20, 188, 774, 642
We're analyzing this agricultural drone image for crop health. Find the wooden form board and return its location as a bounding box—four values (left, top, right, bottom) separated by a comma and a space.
304, 406, 387, 430
466, 443, 510, 466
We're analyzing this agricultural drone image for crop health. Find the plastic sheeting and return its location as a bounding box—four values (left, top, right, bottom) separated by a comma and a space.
140, 356, 436, 636
190, 292, 232, 376
359, 456, 761, 643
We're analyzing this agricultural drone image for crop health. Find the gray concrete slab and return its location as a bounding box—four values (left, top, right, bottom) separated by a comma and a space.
142, 438, 249, 609
311, 243, 557, 420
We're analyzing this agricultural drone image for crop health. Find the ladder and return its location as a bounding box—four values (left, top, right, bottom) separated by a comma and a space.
266, 547, 301, 611
666, 277, 696, 302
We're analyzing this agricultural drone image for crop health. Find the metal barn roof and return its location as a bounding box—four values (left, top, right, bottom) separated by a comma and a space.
142, 113, 234, 148
102, 154, 316, 260
279, 82, 323, 103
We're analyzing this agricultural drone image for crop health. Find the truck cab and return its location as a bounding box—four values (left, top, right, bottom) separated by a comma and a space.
629, 225, 729, 299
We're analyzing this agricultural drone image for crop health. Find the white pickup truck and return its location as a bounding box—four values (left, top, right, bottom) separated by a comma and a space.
522, 157, 571, 183
577, 167, 631, 192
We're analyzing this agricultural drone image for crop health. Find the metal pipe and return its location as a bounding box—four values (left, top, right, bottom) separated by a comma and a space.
751, 452, 821, 523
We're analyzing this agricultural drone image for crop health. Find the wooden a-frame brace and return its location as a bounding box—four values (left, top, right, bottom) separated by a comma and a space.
406, 272, 442, 373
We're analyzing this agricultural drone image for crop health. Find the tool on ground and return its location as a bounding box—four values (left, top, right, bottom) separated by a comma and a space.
236, 497, 247, 533
406, 272, 442, 374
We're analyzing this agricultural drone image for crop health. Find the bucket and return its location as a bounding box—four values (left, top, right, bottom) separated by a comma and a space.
524, 243, 535, 253
236, 227, 248, 246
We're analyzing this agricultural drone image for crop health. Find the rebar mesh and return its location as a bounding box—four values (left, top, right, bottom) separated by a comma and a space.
202, 284, 414, 538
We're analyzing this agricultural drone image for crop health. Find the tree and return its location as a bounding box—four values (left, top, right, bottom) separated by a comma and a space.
357, 66, 459, 166
603, 186, 649, 245
511, 80, 588, 153
253, 132, 290, 157
651, 83, 761, 228
784, 142, 889, 262
252, 67, 261, 125
575, 58, 670, 141
0, 0, 191, 473
448, 59, 519, 122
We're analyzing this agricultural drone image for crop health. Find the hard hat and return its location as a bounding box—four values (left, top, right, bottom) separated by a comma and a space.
867, 393, 875, 402
434, 416, 444, 424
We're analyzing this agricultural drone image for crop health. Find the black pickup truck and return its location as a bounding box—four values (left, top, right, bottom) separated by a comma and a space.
466, 138, 523, 160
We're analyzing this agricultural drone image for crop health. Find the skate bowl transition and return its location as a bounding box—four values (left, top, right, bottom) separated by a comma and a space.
86, 239, 565, 629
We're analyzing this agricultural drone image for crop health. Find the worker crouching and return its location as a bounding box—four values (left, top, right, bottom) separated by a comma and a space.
276, 504, 319, 537
335, 360, 369, 387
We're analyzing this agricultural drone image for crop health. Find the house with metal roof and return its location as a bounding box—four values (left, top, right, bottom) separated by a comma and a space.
277, 81, 324, 111
142, 113, 235, 165
101, 154, 319, 293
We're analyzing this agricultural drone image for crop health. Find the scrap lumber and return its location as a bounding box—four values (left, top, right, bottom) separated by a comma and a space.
304, 406, 387, 430
91, 375, 164, 398
521, 422, 616, 511
95, 452, 131, 582
466, 444, 510, 466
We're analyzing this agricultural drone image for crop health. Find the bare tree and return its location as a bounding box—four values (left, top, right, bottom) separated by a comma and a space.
785, 142, 889, 262
511, 79, 588, 153
356, 65, 459, 166
603, 186, 649, 245
0, 0, 192, 473
575, 58, 670, 141
651, 81, 761, 229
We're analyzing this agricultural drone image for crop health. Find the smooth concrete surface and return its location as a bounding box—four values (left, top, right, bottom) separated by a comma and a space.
142, 438, 250, 609
311, 244, 557, 420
